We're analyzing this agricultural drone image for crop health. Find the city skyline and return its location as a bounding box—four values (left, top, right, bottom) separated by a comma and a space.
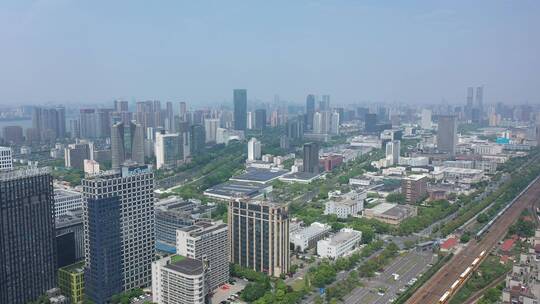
1, 1, 539, 105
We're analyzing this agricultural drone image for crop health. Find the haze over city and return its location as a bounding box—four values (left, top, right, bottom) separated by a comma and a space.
1, 0, 539, 105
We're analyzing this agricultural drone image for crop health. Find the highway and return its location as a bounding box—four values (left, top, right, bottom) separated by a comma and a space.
405, 177, 540, 304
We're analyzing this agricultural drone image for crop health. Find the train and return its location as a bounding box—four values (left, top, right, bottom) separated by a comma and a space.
438, 250, 486, 304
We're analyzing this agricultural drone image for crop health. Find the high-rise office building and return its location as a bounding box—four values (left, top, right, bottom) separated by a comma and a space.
155, 132, 181, 169
421, 109, 432, 129
204, 118, 219, 143
152, 255, 207, 304
385, 140, 400, 166
0, 146, 13, 171
111, 121, 145, 169
32, 106, 67, 141
96, 108, 113, 138
365, 113, 378, 133
329, 111, 340, 135
320, 95, 330, 111
165, 102, 174, 132
177, 221, 229, 292
247, 137, 262, 161
401, 174, 428, 203
233, 89, 247, 131
82, 164, 155, 304
2, 125, 24, 144
475, 86, 484, 117
437, 115, 457, 156
179, 102, 187, 121
255, 109, 267, 130
1, 168, 56, 304
190, 124, 206, 154
303, 142, 320, 174
228, 200, 289, 277
305, 94, 316, 130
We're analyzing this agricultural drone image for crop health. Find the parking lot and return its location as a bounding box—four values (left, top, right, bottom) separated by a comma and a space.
344, 250, 436, 304
210, 279, 248, 304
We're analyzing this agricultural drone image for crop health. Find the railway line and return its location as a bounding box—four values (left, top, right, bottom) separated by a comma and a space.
405, 177, 540, 304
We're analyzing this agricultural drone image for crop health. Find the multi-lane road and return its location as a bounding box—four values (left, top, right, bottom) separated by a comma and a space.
405, 177, 540, 304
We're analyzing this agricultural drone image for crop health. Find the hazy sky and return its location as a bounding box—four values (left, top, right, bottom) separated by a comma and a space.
1, 1, 539, 106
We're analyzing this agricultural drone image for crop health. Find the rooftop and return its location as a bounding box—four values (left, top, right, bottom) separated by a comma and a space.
204, 181, 268, 199
165, 256, 205, 276
326, 228, 361, 246
60, 261, 85, 274
230, 167, 288, 184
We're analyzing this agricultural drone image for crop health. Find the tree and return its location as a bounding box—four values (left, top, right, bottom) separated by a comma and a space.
385, 193, 406, 204
477, 213, 489, 223
460, 233, 471, 243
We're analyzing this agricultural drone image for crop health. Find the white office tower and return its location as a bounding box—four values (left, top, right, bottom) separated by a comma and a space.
385, 140, 400, 166
421, 109, 432, 129
247, 137, 262, 161
247, 111, 254, 130
0, 147, 13, 171
313, 112, 323, 134
152, 255, 207, 304
330, 112, 340, 135
176, 221, 229, 292
155, 132, 180, 169
204, 118, 219, 143
82, 163, 155, 303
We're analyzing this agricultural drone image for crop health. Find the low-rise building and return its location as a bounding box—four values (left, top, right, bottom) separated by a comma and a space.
436, 167, 485, 184
152, 255, 207, 304
324, 190, 366, 219
317, 228, 362, 259
58, 261, 85, 304
363, 202, 417, 225
399, 156, 429, 167
54, 188, 84, 218
502, 250, 540, 304
290, 222, 331, 252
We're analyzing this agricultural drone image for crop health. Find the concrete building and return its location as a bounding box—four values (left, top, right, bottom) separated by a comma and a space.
437, 167, 484, 184
176, 221, 229, 292
324, 190, 366, 219
155, 132, 181, 169
65, 142, 92, 170
399, 156, 429, 167
155, 197, 215, 252
385, 140, 400, 166
401, 174, 428, 203
421, 109, 432, 129
437, 115, 457, 156
0, 168, 56, 304
82, 164, 155, 303
111, 121, 145, 169
204, 118, 219, 143
363, 202, 418, 225
290, 222, 331, 252
54, 188, 84, 218
152, 255, 207, 304
83, 159, 100, 174
228, 200, 289, 277
2, 125, 24, 144
0, 146, 13, 171
248, 137, 262, 161
317, 228, 362, 259
472, 144, 503, 155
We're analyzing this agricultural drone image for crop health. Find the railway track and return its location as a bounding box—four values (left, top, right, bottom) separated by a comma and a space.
405, 177, 540, 304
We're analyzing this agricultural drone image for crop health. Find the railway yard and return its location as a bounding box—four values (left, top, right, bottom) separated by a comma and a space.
405, 177, 540, 304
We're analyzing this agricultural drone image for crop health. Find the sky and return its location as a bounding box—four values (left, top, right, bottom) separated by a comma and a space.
0, 0, 539, 106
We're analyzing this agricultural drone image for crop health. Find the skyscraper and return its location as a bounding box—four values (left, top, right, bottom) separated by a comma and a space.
2, 125, 24, 145
286, 116, 304, 139
228, 200, 289, 277
385, 140, 400, 166
475, 86, 484, 117
254, 109, 267, 130
320, 95, 330, 111
176, 220, 229, 292
365, 113, 378, 133
1, 168, 56, 304
111, 121, 145, 169
82, 164, 155, 304
420, 109, 432, 130
305, 94, 316, 130
204, 118, 219, 143
190, 124, 206, 154
437, 115, 457, 156
165, 102, 174, 132
303, 142, 320, 174
155, 132, 181, 169
233, 89, 247, 131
